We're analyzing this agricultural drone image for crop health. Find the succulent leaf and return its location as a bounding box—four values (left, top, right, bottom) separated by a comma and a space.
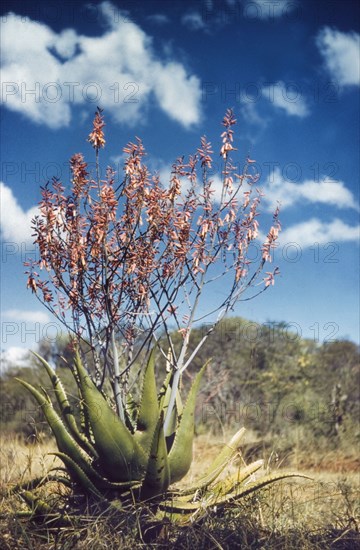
158, 371, 178, 440
134, 348, 159, 452
140, 413, 170, 500
125, 392, 138, 430
158, 370, 172, 411
9, 474, 71, 494
73, 352, 147, 481
21, 491, 73, 525
211, 459, 264, 496
32, 351, 98, 458
21, 491, 54, 515
179, 427, 247, 496
209, 472, 312, 509
168, 360, 209, 484
205, 427, 246, 477
159, 497, 203, 513
16, 379, 94, 474
51, 452, 103, 498
175, 387, 183, 418
160, 371, 184, 440
71, 360, 93, 442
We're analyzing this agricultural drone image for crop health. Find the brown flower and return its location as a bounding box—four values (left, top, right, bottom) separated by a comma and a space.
88, 107, 105, 149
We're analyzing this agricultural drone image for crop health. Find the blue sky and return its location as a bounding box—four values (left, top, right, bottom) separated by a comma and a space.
1, 0, 359, 365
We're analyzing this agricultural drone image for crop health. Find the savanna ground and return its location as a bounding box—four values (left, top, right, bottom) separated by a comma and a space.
0, 430, 359, 550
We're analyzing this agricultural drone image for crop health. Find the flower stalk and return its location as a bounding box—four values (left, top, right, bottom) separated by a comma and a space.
25, 108, 281, 436
15, 108, 309, 528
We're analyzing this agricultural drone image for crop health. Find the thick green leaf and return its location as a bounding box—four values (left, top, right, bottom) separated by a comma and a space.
210, 472, 312, 508
178, 427, 247, 496
158, 371, 178, 439
141, 413, 170, 500
21, 491, 53, 515
71, 359, 93, 442
205, 427, 246, 478
16, 379, 93, 476
21, 491, 73, 525
52, 452, 103, 498
168, 360, 210, 484
134, 348, 159, 453
175, 386, 183, 419
162, 373, 184, 439
158, 370, 172, 411
211, 459, 264, 496
159, 497, 203, 513
160, 472, 310, 515
32, 351, 98, 458
73, 352, 147, 482
9, 474, 71, 494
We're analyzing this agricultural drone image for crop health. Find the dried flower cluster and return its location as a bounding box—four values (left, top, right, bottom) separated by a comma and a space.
25, 108, 281, 400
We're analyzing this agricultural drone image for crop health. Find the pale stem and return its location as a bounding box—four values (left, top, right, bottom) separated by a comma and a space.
95, 145, 125, 423
163, 155, 242, 432
111, 329, 125, 423
163, 272, 206, 433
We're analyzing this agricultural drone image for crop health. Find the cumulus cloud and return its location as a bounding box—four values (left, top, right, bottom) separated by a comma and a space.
3, 309, 51, 323
316, 27, 360, 88
0, 347, 31, 371
262, 168, 358, 211
0, 182, 38, 243
262, 81, 309, 117
278, 218, 360, 247
0, 2, 202, 129
53, 28, 79, 59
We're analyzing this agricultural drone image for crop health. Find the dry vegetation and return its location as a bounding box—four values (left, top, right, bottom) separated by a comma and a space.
0, 432, 359, 550
1, 327, 359, 548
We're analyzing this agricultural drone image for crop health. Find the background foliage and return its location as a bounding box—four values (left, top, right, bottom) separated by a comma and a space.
2, 318, 358, 467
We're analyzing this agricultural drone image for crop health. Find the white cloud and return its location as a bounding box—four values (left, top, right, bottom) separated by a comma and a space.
316, 27, 360, 88
3, 309, 51, 324
0, 182, 38, 243
53, 28, 79, 59
181, 11, 206, 30
0, 347, 30, 371
278, 218, 360, 247
262, 168, 358, 211
0, 2, 202, 129
262, 81, 309, 117
152, 62, 202, 127
241, 0, 298, 20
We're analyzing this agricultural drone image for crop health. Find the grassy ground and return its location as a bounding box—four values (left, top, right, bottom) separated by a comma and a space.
0, 433, 359, 549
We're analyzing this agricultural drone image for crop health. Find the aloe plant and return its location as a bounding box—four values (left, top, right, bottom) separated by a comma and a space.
15, 110, 308, 527
14, 349, 309, 525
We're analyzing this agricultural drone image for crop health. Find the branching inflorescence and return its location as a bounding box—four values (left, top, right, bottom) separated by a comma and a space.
25, 108, 281, 423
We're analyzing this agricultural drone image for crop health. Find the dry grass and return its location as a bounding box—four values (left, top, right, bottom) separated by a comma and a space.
0, 433, 359, 549
0, 435, 59, 488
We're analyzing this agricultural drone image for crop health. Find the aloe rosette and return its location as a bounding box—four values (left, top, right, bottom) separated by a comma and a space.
14, 350, 309, 523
